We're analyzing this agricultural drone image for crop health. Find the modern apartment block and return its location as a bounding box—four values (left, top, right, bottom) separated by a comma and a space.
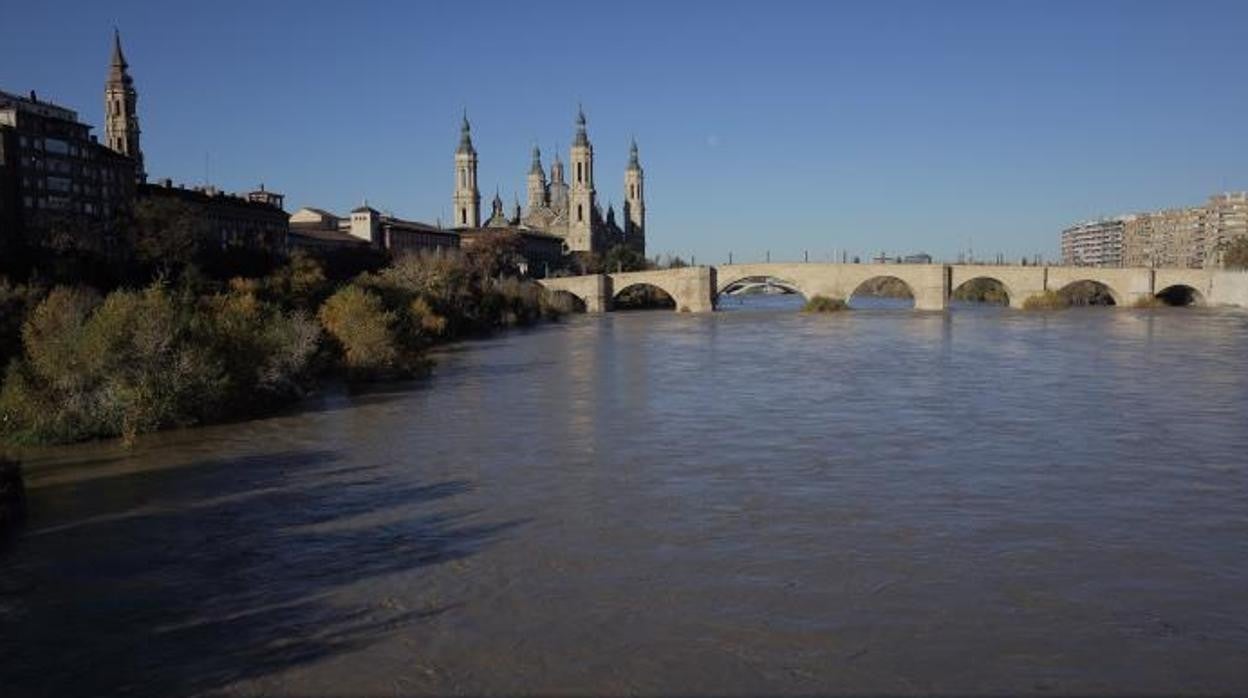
1064, 192, 1248, 268
0, 89, 137, 252
1060, 218, 1125, 267
1121, 207, 1204, 268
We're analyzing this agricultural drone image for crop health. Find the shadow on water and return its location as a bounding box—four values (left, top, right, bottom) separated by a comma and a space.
0, 448, 522, 697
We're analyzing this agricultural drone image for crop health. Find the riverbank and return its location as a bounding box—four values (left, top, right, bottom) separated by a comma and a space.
0, 245, 572, 448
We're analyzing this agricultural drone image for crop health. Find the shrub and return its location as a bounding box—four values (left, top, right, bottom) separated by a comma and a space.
802, 295, 849, 313
1132, 295, 1165, 309
0, 280, 46, 374
317, 285, 401, 375
201, 286, 320, 401
1022, 290, 1067, 310
0, 285, 226, 444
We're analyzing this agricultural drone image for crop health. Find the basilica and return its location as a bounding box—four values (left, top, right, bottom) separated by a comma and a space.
453, 108, 645, 256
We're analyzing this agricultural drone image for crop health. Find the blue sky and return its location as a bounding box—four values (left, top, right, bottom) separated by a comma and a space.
3, 1, 1245, 262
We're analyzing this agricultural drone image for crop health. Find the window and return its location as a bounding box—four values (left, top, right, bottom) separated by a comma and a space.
460, 208, 466, 225
577, 162, 582, 183
44, 138, 69, 155
577, 204, 583, 222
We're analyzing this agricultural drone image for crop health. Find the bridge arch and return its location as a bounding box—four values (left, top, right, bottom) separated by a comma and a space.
613, 282, 677, 311
1056, 279, 1121, 306
951, 276, 1014, 306
1155, 284, 1204, 307
848, 275, 916, 309
717, 275, 808, 299
546, 289, 587, 313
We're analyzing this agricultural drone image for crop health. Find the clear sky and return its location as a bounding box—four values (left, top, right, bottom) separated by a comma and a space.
3, 0, 1245, 263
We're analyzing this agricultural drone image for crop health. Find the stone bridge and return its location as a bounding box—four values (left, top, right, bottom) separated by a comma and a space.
538, 263, 1248, 312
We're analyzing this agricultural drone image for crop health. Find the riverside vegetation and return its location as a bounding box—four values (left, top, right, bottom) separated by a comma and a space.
0, 208, 576, 446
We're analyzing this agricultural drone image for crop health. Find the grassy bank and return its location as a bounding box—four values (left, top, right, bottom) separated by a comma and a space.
0, 249, 569, 447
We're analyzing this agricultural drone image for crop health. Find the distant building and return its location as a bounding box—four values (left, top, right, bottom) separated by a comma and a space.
0, 88, 137, 252
1121, 208, 1202, 268
902, 253, 933, 264
288, 204, 458, 255
1203, 192, 1248, 266
348, 205, 459, 256
140, 179, 288, 253
1091, 192, 1248, 269
453, 108, 645, 256
287, 207, 369, 251
1061, 218, 1125, 267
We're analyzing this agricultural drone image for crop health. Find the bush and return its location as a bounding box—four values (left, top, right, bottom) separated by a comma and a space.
317, 285, 403, 376
1021, 290, 1067, 310
802, 295, 849, 313
0, 280, 46, 375
201, 286, 321, 401
0, 285, 225, 444
0, 282, 321, 445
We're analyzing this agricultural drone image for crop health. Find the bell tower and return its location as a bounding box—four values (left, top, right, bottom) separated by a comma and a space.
624, 138, 645, 253
453, 112, 481, 228
567, 106, 596, 252
104, 29, 145, 183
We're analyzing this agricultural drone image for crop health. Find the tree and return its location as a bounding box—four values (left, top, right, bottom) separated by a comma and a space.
129, 197, 212, 276
602, 244, 649, 273
464, 231, 526, 280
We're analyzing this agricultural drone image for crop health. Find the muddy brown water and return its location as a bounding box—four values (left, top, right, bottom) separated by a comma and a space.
2, 297, 1247, 695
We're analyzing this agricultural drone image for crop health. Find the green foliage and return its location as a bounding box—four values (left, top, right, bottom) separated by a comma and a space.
0, 282, 319, 445
129, 197, 213, 275
602, 245, 650, 273
0, 245, 561, 445
261, 250, 332, 312
1021, 290, 1067, 310
802, 295, 849, 313
1, 285, 222, 444
464, 232, 526, 280
0, 281, 46, 374
1133, 295, 1165, 309
317, 285, 402, 375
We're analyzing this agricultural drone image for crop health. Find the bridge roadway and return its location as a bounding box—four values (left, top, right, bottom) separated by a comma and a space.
536, 263, 1248, 312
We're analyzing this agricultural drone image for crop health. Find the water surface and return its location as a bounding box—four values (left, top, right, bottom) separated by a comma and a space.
3, 299, 1247, 695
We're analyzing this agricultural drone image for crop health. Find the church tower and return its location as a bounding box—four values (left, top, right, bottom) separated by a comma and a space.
453, 112, 481, 228
624, 138, 645, 253
104, 29, 144, 183
567, 107, 596, 252
527, 144, 547, 212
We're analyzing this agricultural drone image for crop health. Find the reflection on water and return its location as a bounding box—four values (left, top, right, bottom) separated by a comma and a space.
4, 297, 1248, 695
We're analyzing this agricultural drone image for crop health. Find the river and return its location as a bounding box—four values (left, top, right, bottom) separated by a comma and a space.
2, 297, 1247, 695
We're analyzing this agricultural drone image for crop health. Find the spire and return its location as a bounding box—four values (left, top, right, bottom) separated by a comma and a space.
109, 28, 131, 83
573, 105, 589, 147
627, 138, 641, 171
457, 109, 475, 155
529, 144, 543, 175
112, 28, 127, 68
492, 187, 503, 212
